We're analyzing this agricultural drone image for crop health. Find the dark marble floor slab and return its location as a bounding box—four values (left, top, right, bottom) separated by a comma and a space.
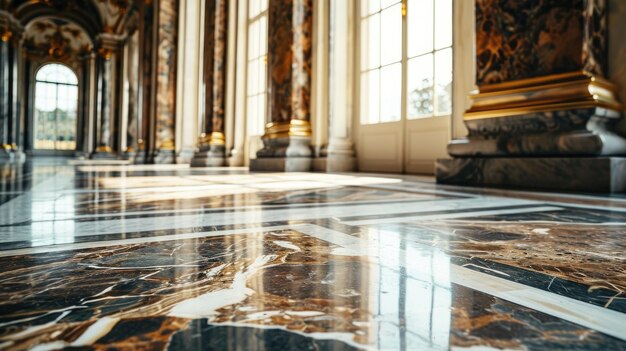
0, 160, 625, 350
0, 227, 623, 351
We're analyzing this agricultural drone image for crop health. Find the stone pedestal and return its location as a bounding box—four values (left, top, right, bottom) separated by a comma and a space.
250, 0, 314, 172
436, 0, 626, 193
250, 134, 312, 172
437, 157, 626, 193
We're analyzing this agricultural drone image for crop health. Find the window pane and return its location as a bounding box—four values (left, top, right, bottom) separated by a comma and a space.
248, 21, 259, 58
380, 63, 401, 122
435, 48, 452, 116
361, 15, 380, 71
380, 0, 400, 9
259, 16, 267, 55
434, 0, 452, 49
247, 61, 257, 95
247, 95, 257, 135
249, 0, 258, 18
361, 0, 380, 17
360, 70, 380, 124
257, 94, 266, 133
258, 58, 266, 94
407, 0, 433, 57
380, 4, 402, 66
407, 54, 434, 119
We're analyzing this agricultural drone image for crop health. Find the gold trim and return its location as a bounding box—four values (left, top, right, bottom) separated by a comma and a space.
209, 132, 225, 146
2, 144, 11, 151
465, 72, 622, 121
159, 139, 175, 151
95, 146, 112, 152
263, 119, 312, 139
197, 133, 211, 146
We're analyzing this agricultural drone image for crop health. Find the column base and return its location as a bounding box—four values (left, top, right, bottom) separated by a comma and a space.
250, 157, 312, 172
0, 150, 25, 163
90, 151, 117, 160
152, 149, 176, 164
176, 147, 195, 164
312, 155, 356, 172
436, 157, 626, 193
121, 150, 134, 161
191, 146, 225, 167
133, 151, 147, 164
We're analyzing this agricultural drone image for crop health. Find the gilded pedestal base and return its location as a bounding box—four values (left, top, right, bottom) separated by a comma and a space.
250, 121, 313, 172
90, 147, 117, 160
436, 157, 626, 193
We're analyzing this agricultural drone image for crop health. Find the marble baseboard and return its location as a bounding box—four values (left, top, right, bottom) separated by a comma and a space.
250, 157, 312, 172
436, 157, 626, 193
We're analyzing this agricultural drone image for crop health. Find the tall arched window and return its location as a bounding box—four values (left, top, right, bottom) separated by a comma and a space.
34, 63, 79, 151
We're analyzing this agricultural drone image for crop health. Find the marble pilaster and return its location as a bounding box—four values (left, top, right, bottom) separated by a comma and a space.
0, 31, 9, 160
250, 0, 314, 172
436, 0, 626, 192
174, 0, 202, 164
91, 34, 122, 159
0, 11, 24, 162
191, 0, 228, 167
315, 0, 356, 172
122, 30, 140, 161
152, 0, 178, 164
228, 0, 248, 167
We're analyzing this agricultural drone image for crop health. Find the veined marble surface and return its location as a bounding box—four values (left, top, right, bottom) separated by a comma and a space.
0, 159, 625, 350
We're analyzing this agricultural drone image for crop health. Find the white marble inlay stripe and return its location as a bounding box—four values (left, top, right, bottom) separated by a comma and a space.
0, 197, 535, 244
341, 206, 564, 226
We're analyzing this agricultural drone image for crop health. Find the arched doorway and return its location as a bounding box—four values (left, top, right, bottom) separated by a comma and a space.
33, 63, 79, 152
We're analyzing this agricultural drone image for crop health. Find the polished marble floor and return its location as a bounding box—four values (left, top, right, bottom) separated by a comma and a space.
0, 159, 625, 350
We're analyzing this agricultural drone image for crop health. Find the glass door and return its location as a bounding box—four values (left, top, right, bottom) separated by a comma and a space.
356, 0, 452, 174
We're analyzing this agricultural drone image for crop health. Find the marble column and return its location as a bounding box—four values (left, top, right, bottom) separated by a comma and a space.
123, 30, 140, 161
0, 29, 10, 160
174, 0, 202, 164
250, 0, 314, 172
152, 0, 178, 164
317, 0, 356, 172
191, 0, 228, 167
0, 12, 23, 162
228, 0, 248, 166
135, 0, 156, 164
436, 0, 626, 193
91, 34, 122, 159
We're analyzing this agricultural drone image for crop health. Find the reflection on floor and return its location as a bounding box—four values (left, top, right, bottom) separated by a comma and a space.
0, 159, 625, 350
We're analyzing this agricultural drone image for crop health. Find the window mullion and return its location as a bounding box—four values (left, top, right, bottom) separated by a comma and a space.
431, 0, 437, 116
401, 0, 408, 123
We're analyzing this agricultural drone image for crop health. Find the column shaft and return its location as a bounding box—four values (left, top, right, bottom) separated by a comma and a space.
191, 0, 228, 167
152, 0, 178, 163
250, 0, 314, 172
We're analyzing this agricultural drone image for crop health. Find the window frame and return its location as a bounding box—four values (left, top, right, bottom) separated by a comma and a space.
245, 0, 269, 137
33, 63, 79, 151
357, 0, 454, 125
